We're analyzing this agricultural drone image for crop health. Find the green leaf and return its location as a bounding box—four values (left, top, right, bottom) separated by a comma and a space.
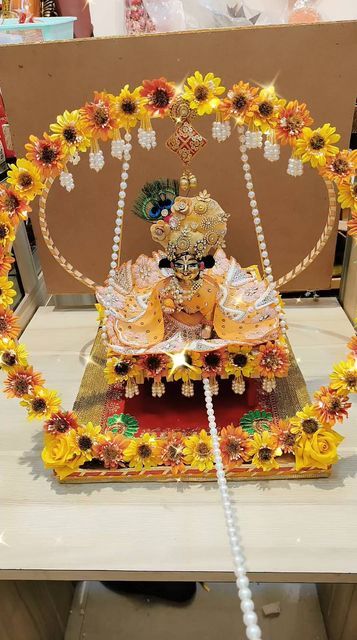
106, 413, 139, 438
240, 410, 273, 435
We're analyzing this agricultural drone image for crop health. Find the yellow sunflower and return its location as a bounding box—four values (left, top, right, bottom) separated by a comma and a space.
290, 404, 323, 436
182, 71, 225, 116
50, 109, 91, 155
294, 428, 343, 471
295, 124, 340, 168
248, 87, 285, 133
226, 345, 255, 377
67, 422, 105, 463
183, 429, 214, 472
0, 339, 28, 371
330, 358, 357, 394
104, 356, 139, 385
219, 81, 259, 124
21, 386, 61, 421
0, 213, 16, 247
116, 85, 147, 129
338, 182, 357, 213
42, 432, 83, 480
170, 352, 201, 382
0, 277, 16, 308
7, 158, 44, 202
319, 149, 357, 185
124, 432, 161, 471
250, 430, 281, 471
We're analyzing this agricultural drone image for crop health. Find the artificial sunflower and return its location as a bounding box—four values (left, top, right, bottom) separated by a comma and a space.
255, 341, 290, 379
192, 349, 226, 378
25, 133, 66, 178
347, 335, 357, 357
0, 213, 16, 247
141, 353, 169, 379
50, 109, 91, 155
160, 432, 186, 475
319, 149, 357, 185
7, 158, 44, 202
250, 430, 281, 471
4, 365, 44, 399
313, 386, 351, 427
21, 386, 61, 421
67, 422, 104, 463
290, 404, 323, 436
295, 124, 340, 168
140, 77, 176, 117
248, 87, 285, 133
170, 352, 201, 383
271, 419, 297, 454
104, 356, 139, 385
183, 429, 214, 472
42, 432, 83, 480
0, 186, 30, 224
0, 247, 14, 277
0, 306, 20, 341
80, 91, 119, 141
0, 339, 28, 371
116, 85, 147, 129
219, 81, 259, 124
338, 182, 357, 213
347, 212, 357, 237
294, 428, 343, 471
219, 424, 253, 470
124, 432, 161, 471
94, 434, 128, 469
44, 410, 80, 435
182, 71, 225, 116
275, 100, 313, 146
226, 345, 255, 377
330, 358, 357, 394
0, 277, 16, 308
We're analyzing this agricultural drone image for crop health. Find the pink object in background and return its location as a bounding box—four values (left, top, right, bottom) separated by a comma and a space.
288, 0, 321, 23
55, 0, 93, 37
125, 0, 156, 35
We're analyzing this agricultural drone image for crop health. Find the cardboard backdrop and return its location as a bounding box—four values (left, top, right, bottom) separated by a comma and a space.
0, 21, 357, 294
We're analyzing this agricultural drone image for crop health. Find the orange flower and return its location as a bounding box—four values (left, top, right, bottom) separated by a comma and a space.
0, 248, 14, 277
271, 419, 297, 454
141, 353, 169, 379
314, 386, 351, 427
276, 100, 313, 146
219, 81, 259, 124
44, 410, 80, 435
80, 91, 118, 141
160, 432, 186, 475
347, 335, 357, 357
199, 349, 227, 378
93, 434, 128, 469
140, 77, 176, 117
255, 341, 290, 379
0, 186, 30, 224
25, 133, 66, 178
0, 212, 16, 248
0, 306, 20, 341
339, 182, 357, 213
219, 424, 253, 469
319, 149, 357, 185
347, 212, 357, 238
4, 365, 44, 398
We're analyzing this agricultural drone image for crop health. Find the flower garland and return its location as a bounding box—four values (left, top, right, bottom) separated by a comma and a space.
0, 72, 356, 480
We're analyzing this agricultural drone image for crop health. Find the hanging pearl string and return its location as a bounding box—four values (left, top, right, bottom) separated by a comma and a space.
101, 131, 132, 347
203, 378, 262, 640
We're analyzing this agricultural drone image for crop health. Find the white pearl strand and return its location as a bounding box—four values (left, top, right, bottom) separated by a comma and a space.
59, 151, 80, 191
237, 126, 287, 338
101, 132, 132, 348
138, 127, 157, 150
212, 120, 231, 142
203, 378, 262, 640
287, 156, 304, 177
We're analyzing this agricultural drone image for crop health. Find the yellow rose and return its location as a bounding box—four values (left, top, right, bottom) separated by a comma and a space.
295, 428, 343, 471
41, 433, 82, 480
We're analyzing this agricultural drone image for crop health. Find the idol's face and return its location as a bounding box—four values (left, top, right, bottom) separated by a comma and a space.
173, 254, 200, 281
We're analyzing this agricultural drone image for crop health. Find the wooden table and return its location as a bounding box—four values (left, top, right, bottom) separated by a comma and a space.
0, 300, 356, 638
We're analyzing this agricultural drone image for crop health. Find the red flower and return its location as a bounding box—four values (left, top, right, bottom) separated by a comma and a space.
141, 78, 176, 116
314, 386, 351, 427
25, 133, 65, 178
44, 411, 80, 434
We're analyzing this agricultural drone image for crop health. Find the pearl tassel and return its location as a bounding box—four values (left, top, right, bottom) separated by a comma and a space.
203, 378, 262, 640
59, 170, 74, 192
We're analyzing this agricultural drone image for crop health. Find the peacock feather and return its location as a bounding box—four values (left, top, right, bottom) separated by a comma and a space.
132, 178, 179, 223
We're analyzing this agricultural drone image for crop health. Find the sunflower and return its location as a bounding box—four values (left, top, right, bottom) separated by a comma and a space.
219, 424, 253, 469
21, 386, 61, 420
116, 85, 147, 129
67, 422, 104, 463
160, 432, 186, 475
275, 100, 313, 146
0, 213, 16, 247
7, 158, 44, 202
0, 247, 14, 277
25, 133, 66, 178
44, 410, 80, 435
330, 358, 357, 394
124, 432, 161, 471
80, 91, 119, 141
338, 182, 357, 213
141, 352, 169, 379
171, 352, 201, 383
347, 212, 357, 237
290, 404, 323, 437
104, 356, 139, 385
0, 186, 30, 224
182, 71, 225, 116
4, 365, 44, 398
347, 335, 357, 357
0, 306, 19, 341
295, 124, 340, 168
183, 429, 214, 472
248, 87, 285, 133
255, 341, 290, 379
0, 277, 16, 308
219, 81, 259, 124
94, 434, 128, 469
226, 345, 255, 377
313, 386, 351, 427
50, 109, 91, 155
319, 149, 357, 185
271, 419, 297, 454
192, 349, 226, 378
294, 428, 343, 471
0, 340, 28, 371
250, 430, 281, 471
140, 77, 176, 117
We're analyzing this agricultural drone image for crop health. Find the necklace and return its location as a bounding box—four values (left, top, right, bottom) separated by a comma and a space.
161, 275, 203, 311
